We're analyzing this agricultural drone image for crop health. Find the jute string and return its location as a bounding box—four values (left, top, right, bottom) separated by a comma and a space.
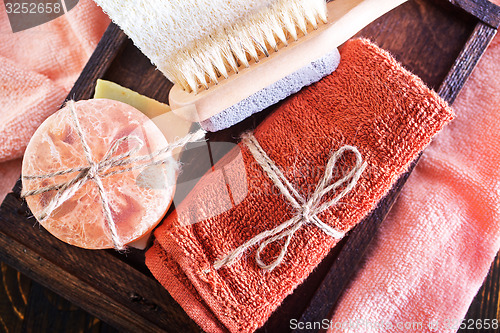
212, 132, 367, 271
22, 100, 206, 250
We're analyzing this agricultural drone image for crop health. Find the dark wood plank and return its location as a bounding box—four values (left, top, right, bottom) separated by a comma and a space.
356, 0, 475, 90
438, 22, 498, 104
65, 22, 128, 103
0, 262, 30, 333
102, 40, 173, 105
22, 281, 117, 333
0, 182, 199, 333
1, 261, 117, 333
445, 0, 500, 28
460, 253, 500, 333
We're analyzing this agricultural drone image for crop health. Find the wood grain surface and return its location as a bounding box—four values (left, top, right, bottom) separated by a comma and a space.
1, 0, 499, 332
460, 253, 500, 333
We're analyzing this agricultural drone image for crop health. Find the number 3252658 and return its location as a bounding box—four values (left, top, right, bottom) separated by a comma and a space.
5, 2, 62, 14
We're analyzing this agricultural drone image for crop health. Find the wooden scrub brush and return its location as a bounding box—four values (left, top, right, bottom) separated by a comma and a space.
93, 0, 407, 131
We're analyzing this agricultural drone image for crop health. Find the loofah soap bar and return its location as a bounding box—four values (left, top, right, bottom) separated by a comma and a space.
22, 99, 176, 250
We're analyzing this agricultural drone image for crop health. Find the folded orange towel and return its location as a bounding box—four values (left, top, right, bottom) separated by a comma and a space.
146, 39, 454, 332
330, 24, 500, 332
0, 0, 109, 201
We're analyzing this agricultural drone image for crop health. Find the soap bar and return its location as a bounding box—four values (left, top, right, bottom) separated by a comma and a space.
93, 80, 196, 249
94, 79, 170, 119
22, 99, 176, 249
94, 79, 192, 157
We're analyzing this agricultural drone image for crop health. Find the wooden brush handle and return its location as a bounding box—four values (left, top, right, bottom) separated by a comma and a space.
169, 0, 408, 123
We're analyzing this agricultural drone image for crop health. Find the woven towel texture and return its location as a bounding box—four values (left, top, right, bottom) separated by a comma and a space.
145, 39, 454, 333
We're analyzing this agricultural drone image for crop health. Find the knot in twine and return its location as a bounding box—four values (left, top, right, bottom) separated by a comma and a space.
22, 100, 206, 250
212, 132, 367, 271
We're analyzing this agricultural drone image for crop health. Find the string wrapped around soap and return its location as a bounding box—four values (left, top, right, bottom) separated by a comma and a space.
22, 99, 205, 250
211, 132, 367, 271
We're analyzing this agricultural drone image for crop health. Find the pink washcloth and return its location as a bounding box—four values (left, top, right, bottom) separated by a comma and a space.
0, 0, 109, 201
330, 23, 500, 333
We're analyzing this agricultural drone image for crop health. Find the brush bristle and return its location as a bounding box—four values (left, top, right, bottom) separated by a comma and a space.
200, 49, 340, 132
94, 0, 327, 94
170, 0, 328, 93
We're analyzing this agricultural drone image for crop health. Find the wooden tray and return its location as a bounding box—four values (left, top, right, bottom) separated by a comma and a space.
1, 0, 499, 332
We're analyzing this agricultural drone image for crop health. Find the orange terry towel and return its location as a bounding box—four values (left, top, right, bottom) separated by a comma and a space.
145, 39, 454, 332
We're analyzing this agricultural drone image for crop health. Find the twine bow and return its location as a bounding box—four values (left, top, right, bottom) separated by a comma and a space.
212, 132, 367, 271
22, 100, 206, 250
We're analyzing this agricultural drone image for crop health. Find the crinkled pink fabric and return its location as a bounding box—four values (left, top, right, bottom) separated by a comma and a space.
0, 0, 109, 202
329, 15, 500, 333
